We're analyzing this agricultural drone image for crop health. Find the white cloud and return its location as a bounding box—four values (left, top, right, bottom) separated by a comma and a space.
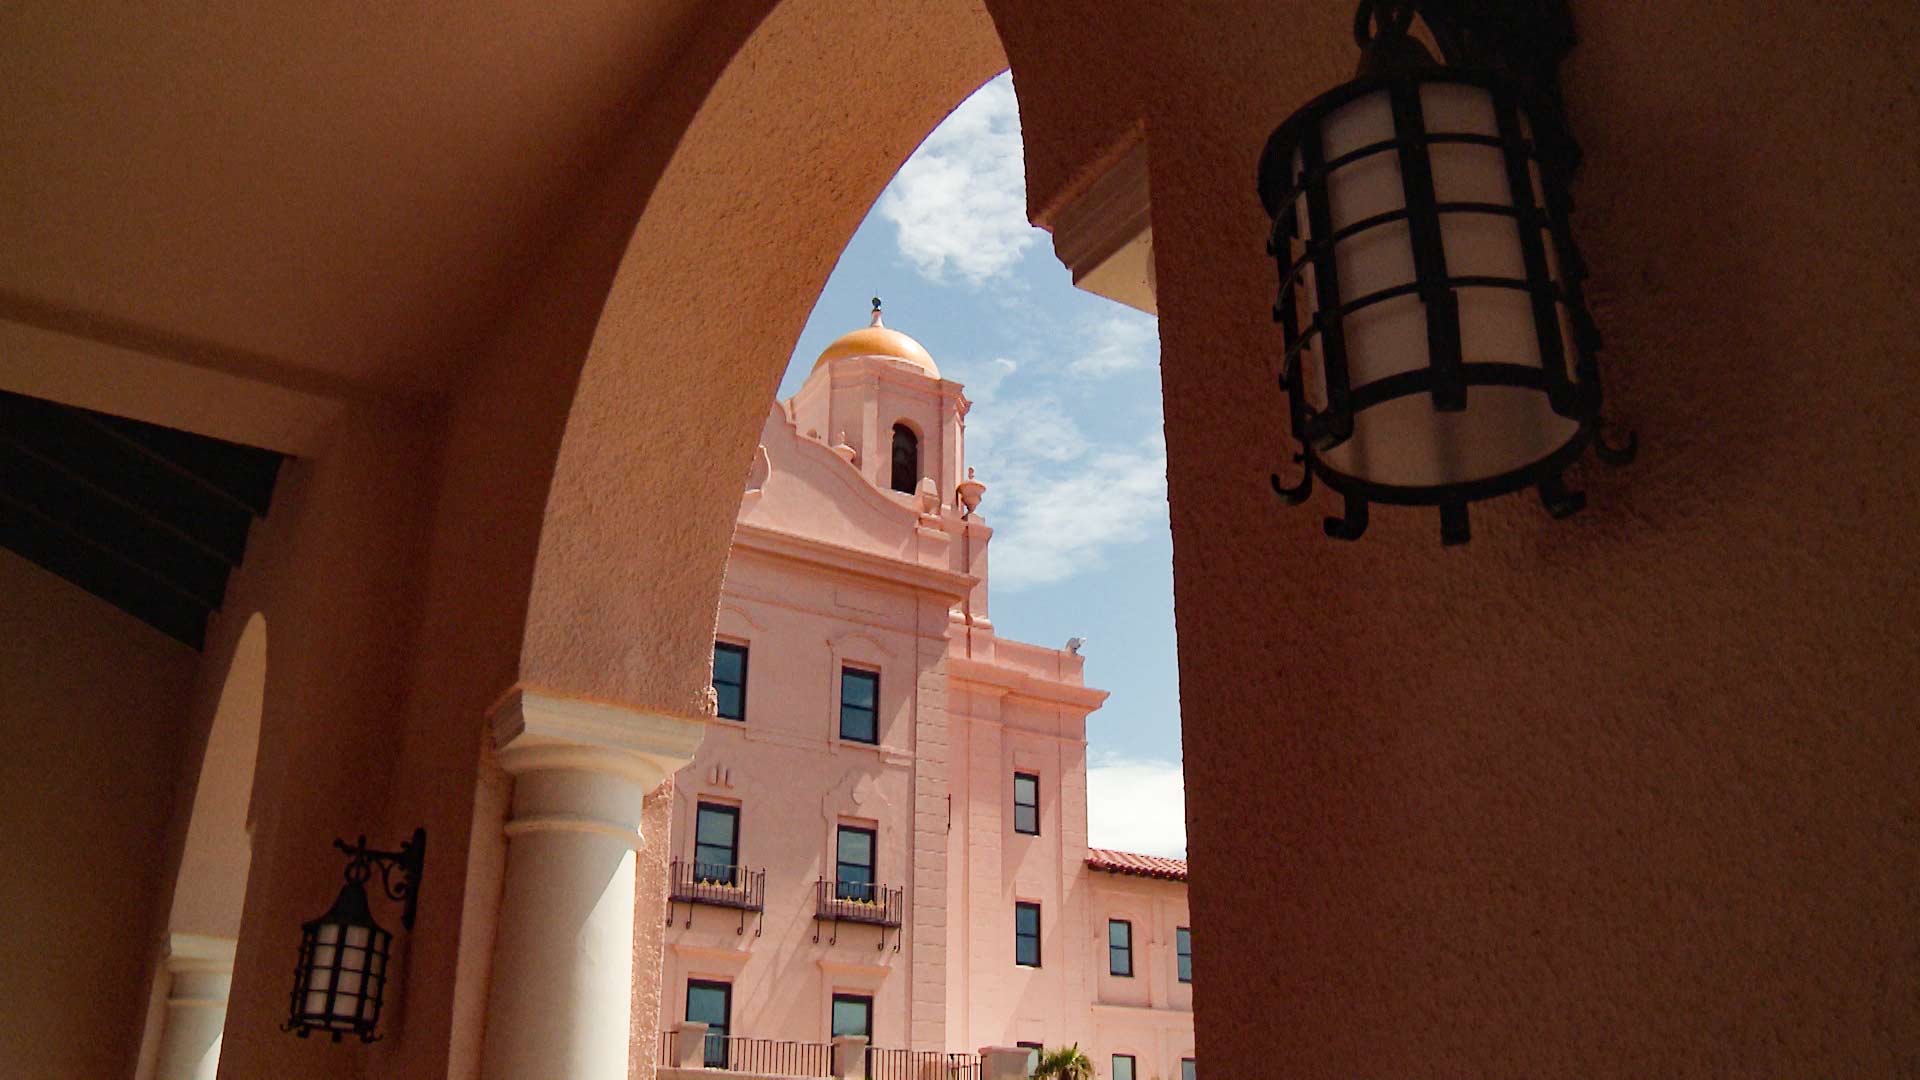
966, 392, 1089, 468
984, 438, 1167, 589
1087, 756, 1187, 858
1067, 312, 1160, 379
960, 356, 1019, 406
878, 74, 1034, 285
950, 350, 1169, 592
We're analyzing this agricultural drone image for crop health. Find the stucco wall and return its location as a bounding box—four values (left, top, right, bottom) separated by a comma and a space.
0, 549, 198, 1079
211, 403, 443, 1080
1084, 872, 1192, 1079
983, 2, 1920, 1075
658, 550, 925, 1049
951, 686, 1100, 1052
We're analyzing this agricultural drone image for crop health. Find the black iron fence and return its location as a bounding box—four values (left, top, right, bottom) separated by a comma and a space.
669, 858, 767, 910
657, 1029, 835, 1076
867, 1048, 981, 1080
667, 858, 767, 935
813, 878, 905, 928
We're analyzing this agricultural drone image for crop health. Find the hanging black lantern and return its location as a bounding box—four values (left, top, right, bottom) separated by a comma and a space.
1262, 0, 1632, 544
284, 829, 424, 1043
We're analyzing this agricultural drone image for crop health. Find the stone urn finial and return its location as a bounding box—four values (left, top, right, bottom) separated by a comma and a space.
956, 467, 986, 518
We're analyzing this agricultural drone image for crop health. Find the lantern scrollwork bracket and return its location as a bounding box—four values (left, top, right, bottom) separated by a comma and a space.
334, 828, 427, 931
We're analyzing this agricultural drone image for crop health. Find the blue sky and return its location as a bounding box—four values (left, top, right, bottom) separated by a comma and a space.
777, 74, 1186, 858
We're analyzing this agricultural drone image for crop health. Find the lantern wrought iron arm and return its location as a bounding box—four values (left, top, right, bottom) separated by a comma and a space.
1263, 0, 1635, 544
336, 828, 427, 930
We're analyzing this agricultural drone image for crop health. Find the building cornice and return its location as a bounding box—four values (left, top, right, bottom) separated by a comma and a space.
946, 655, 1110, 710
731, 520, 975, 601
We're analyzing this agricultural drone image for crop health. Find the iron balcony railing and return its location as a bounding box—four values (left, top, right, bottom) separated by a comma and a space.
866, 1048, 982, 1080
654, 1030, 981, 1080
813, 878, 904, 927
667, 858, 766, 935
657, 1030, 835, 1076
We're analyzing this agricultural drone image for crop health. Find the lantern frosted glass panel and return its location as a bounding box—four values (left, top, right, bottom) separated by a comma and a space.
1284, 78, 1584, 491
288, 888, 392, 1040
299, 920, 389, 1030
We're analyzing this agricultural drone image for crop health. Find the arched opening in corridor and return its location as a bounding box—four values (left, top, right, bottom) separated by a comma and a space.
644, 61, 1190, 1070
136, 612, 268, 1080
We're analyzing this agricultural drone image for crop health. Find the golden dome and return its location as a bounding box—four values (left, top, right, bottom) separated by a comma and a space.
813, 302, 939, 378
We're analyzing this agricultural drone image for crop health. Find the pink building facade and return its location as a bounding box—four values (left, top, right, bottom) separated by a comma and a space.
656, 310, 1194, 1080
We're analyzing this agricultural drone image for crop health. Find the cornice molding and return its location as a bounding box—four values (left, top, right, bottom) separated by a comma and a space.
946, 656, 1110, 710
1049, 138, 1156, 316
732, 521, 975, 601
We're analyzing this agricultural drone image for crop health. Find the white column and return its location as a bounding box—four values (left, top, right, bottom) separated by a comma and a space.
480, 689, 704, 1080
153, 935, 236, 1080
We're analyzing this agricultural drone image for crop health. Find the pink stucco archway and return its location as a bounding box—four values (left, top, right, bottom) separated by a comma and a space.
516, 0, 1010, 718
503, 1, 1920, 1075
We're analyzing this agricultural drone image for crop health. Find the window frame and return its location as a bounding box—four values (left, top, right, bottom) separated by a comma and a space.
1176, 926, 1192, 984
1108, 918, 1134, 977
838, 665, 880, 745
713, 641, 749, 721
1012, 771, 1040, 836
1112, 1054, 1137, 1080
685, 979, 732, 1069
835, 824, 878, 902
890, 422, 920, 495
692, 802, 739, 884
1181, 1058, 1196, 1080
1014, 901, 1042, 968
830, 992, 873, 1042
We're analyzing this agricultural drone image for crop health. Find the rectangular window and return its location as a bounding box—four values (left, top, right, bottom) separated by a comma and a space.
830, 993, 872, 1042
693, 803, 738, 884
1112, 1055, 1136, 1080
1017, 1042, 1043, 1077
1176, 926, 1192, 983
1012, 772, 1039, 836
686, 980, 731, 1068
835, 825, 876, 902
839, 667, 879, 743
1108, 919, 1133, 976
1014, 901, 1042, 967
713, 642, 748, 721
1181, 1059, 1196, 1080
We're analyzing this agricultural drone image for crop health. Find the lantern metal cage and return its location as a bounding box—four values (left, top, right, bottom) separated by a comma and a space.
284, 829, 425, 1044
1261, 0, 1632, 544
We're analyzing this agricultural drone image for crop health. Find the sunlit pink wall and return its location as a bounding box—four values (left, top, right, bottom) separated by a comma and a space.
652, 350, 1189, 1064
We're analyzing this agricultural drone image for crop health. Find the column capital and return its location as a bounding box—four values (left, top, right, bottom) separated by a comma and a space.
488, 688, 704, 791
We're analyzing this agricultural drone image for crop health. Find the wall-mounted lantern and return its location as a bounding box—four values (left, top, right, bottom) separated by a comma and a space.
284, 829, 425, 1043
1261, 0, 1633, 544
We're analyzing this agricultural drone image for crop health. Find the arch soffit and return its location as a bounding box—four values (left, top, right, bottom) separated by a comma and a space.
169, 610, 268, 938
518, 0, 1008, 713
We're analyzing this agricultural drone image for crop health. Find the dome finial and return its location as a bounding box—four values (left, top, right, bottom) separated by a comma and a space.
870, 296, 884, 327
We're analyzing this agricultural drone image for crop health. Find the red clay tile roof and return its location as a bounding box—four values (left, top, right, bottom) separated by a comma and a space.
1086, 847, 1187, 881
